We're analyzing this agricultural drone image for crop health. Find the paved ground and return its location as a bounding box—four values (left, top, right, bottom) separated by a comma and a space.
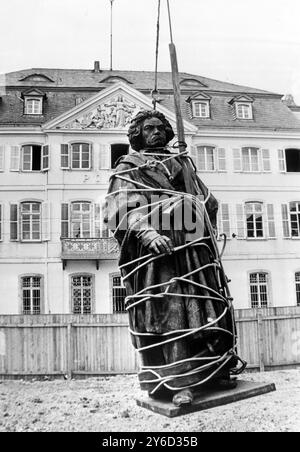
0, 369, 299, 432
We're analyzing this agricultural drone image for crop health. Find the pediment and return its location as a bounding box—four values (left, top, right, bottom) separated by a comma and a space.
180, 78, 207, 88
43, 82, 197, 133
186, 92, 211, 102
99, 75, 132, 85
229, 94, 254, 104
22, 88, 45, 97
19, 73, 54, 83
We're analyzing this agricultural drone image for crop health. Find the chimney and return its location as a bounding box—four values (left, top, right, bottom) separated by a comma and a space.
94, 61, 100, 73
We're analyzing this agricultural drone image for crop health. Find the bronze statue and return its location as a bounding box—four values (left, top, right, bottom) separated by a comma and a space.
105, 110, 244, 406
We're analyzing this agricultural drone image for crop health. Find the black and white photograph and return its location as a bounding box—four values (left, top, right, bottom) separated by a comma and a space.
0, 0, 299, 435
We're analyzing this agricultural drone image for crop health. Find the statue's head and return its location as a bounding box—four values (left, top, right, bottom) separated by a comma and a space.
127, 110, 175, 151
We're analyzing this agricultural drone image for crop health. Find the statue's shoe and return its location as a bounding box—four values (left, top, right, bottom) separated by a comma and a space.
172, 389, 194, 407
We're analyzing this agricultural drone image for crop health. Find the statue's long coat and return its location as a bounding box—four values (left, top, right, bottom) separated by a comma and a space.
105, 151, 235, 390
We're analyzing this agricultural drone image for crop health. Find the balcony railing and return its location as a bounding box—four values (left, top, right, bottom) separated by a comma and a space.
61, 237, 120, 269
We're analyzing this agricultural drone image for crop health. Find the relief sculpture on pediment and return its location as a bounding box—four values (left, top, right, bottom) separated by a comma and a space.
63, 95, 140, 130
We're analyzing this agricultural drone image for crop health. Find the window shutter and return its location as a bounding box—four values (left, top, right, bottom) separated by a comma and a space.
236, 204, 245, 239
233, 148, 242, 172
94, 203, 101, 238
281, 203, 291, 238
99, 144, 111, 170
266, 204, 276, 238
217, 148, 226, 172
60, 144, 70, 169
61, 203, 69, 238
42, 145, 50, 171
278, 149, 286, 173
89, 144, 93, 170
0, 204, 3, 241
41, 202, 51, 241
10, 203, 19, 241
0, 145, 5, 171
261, 149, 271, 172
10, 146, 20, 171
219, 203, 231, 239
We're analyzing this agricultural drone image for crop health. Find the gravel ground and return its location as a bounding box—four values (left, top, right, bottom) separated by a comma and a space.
0, 369, 299, 432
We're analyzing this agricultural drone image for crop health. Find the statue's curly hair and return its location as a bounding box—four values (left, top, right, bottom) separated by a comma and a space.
127, 110, 175, 151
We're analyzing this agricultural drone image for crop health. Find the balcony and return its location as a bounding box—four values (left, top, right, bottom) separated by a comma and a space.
61, 237, 120, 269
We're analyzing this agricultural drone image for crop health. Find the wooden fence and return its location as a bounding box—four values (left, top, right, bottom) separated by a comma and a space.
0, 307, 299, 378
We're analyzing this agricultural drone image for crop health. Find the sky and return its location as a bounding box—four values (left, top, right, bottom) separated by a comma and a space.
1, 0, 300, 101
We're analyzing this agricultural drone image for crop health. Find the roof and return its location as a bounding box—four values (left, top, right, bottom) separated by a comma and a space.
0, 67, 300, 131
2, 67, 276, 94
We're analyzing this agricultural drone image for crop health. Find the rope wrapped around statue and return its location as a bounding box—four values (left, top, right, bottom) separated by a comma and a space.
105, 110, 246, 406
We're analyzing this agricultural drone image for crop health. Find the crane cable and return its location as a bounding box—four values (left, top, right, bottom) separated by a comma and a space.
152, 0, 161, 110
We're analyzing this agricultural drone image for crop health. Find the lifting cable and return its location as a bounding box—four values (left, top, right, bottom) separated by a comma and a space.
152, 0, 161, 110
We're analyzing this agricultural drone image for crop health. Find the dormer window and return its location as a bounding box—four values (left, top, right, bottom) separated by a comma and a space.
25, 98, 42, 115
236, 103, 252, 119
187, 92, 211, 119
22, 89, 45, 115
229, 95, 254, 120
192, 101, 210, 118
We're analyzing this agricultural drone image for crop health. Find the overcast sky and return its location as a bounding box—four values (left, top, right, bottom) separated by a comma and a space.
1, 0, 300, 101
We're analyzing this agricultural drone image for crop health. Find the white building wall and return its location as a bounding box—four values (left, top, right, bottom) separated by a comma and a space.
1, 127, 300, 314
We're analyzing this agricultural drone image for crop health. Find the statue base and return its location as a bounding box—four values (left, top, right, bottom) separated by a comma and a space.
136, 380, 276, 418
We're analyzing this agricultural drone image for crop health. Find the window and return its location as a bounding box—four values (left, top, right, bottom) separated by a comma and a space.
21, 202, 41, 241
296, 273, 300, 306
112, 275, 126, 313
192, 101, 210, 118
234, 148, 270, 173
236, 202, 276, 240
236, 103, 252, 119
111, 144, 129, 168
289, 202, 300, 237
71, 275, 93, 314
70, 202, 92, 238
285, 149, 300, 172
71, 143, 91, 170
249, 272, 269, 308
245, 202, 264, 238
192, 146, 226, 172
21, 276, 42, 314
25, 98, 42, 115
198, 146, 215, 171
19, 145, 49, 172
242, 147, 259, 172
22, 145, 41, 171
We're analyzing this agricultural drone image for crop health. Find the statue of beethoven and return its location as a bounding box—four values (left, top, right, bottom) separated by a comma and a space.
105, 110, 244, 406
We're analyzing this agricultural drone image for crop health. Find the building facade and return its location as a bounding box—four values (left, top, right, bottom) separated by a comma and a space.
1, 63, 300, 314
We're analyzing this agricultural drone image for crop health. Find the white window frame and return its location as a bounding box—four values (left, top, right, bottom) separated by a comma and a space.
70, 273, 94, 314
70, 201, 93, 238
236, 102, 252, 119
24, 97, 43, 115
249, 272, 270, 308
20, 275, 43, 315
21, 145, 49, 172
242, 147, 260, 172
192, 101, 210, 118
111, 273, 127, 314
20, 201, 42, 242
70, 143, 92, 170
289, 201, 300, 238
245, 202, 265, 239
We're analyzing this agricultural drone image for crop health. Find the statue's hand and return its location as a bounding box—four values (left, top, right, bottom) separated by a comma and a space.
148, 235, 174, 255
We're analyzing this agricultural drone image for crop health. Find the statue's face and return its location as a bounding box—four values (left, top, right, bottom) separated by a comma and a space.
141, 117, 167, 149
